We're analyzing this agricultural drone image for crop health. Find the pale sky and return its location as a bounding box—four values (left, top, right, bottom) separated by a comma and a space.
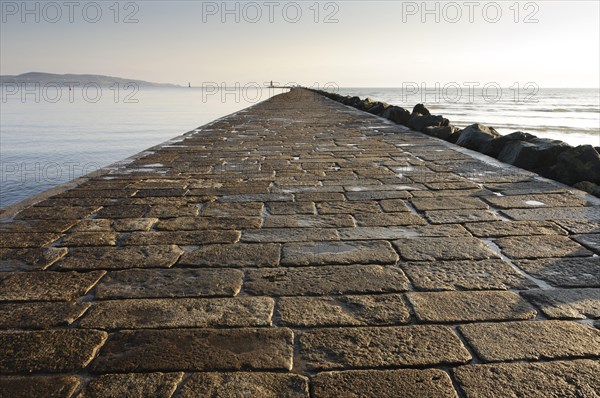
1, 0, 599, 87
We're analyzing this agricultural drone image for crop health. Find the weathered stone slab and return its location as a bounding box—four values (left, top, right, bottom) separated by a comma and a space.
572, 234, 600, 254
379, 199, 410, 212
483, 193, 589, 209
80, 373, 183, 398
502, 206, 600, 221
402, 260, 533, 291
55, 245, 183, 270
281, 240, 398, 266
57, 232, 118, 247
454, 360, 600, 398
263, 214, 354, 228
0, 248, 67, 271
522, 288, 600, 319
0, 219, 77, 233
464, 220, 567, 237
14, 205, 101, 220
495, 235, 593, 258
515, 257, 600, 287
94, 205, 151, 219
178, 373, 309, 398
79, 297, 274, 329
411, 197, 488, 211
354, 213, 426, 226
312, 369, 458, 398
425, 209, 499, 224
407, 291, 536, 322
268, 201, 316, 215
145, 205, 199, 218
425, 181, 479, 190
555, 219, 600, 234
295, 192, 346, 201
337, 224, 469, 240
218, 194, 293, 202
0, 375, 80, 398
459, 320, 600, 362
298, 325, 471, 371
68, 218, 157, 232
245, 265, 409, 296
317, 201, 379, 214
0, 302, 90, 329
179, 243, 280, 267
0, 271, 105, 301
134, 188, 188, 197
122, 230, 240, 245
279, 294, 409, 327
393, 237, 498, 261
0, 233, 62, 248
91, 328, 294, 372
156, 216, 261, 230
345, 191, 411, 201
0, 329, 107, 373
485, 181, 569, 195
95, 268, 243, 299
202, 201, 264, 217
241, 228, 340, 243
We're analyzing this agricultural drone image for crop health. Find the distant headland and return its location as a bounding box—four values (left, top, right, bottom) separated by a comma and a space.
0, 72, 181, 88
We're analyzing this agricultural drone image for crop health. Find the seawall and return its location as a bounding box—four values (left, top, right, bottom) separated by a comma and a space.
1, 88, 599, 396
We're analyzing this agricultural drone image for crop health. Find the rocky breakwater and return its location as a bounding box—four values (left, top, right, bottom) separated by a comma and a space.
313, 90, 600, 198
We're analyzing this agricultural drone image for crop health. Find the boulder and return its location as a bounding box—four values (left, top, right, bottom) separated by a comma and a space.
497, 138, 571, 177
412, 103, 431, 116
455, 124, 501, 151
553, 145, 600, 185
408, 114, 448, 131
482, 131, 537, 158
573, 181, 600, 196
381, 106, 411, 126
359, 97, 376, 111
421, 125, 457, 140
366, 102, 389, 115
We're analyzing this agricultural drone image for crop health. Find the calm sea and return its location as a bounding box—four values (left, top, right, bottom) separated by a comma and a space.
1, 86, 599, 209
338, 87, 600, 147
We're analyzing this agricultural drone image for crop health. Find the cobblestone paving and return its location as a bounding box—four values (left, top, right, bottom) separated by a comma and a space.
1, 89, 599, 397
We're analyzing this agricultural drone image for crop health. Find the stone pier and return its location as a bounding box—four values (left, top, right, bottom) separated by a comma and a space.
1, 89, 599, 397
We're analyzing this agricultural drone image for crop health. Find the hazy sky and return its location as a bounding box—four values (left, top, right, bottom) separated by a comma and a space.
1, 0, 599, 87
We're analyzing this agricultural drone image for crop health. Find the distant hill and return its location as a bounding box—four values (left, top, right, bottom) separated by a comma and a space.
0, 72, 181, 87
